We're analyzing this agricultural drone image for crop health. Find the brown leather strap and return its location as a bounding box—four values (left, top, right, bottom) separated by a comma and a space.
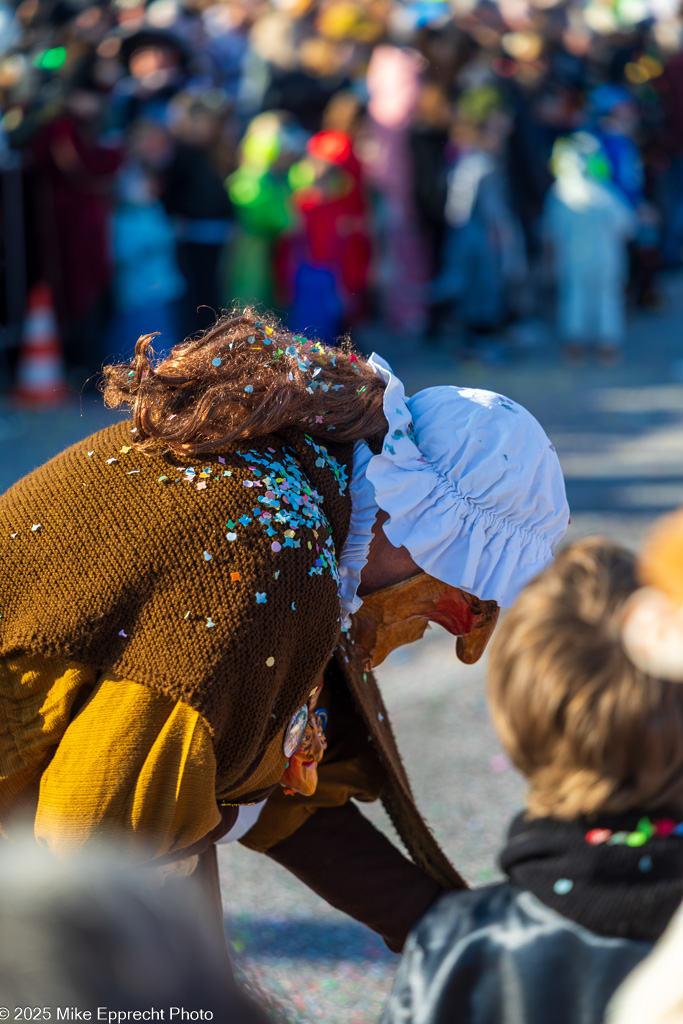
266, 802, 444, 952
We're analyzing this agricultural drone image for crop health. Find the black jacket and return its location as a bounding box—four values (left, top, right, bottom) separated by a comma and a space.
382, 811, 683, 1024
381, 882, 650, 1024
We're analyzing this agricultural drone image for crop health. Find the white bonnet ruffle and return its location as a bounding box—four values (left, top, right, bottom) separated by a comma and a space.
365, 353, 570, 607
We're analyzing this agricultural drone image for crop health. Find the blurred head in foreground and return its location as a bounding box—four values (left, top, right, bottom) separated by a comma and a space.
488, 537, 683, 820
0, 840, 268, 1021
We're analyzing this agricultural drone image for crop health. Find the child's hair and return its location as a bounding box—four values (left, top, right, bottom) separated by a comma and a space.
101, 308, 387, 458
487, 537, 683, 819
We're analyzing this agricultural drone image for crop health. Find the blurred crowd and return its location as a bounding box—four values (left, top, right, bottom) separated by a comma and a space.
3, 0, 683, 380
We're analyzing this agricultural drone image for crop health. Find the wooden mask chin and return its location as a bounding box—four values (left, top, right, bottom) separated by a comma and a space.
353, 573, 500, 670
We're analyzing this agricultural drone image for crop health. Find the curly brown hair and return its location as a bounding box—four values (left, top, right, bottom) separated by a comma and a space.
102, 309, 388, 458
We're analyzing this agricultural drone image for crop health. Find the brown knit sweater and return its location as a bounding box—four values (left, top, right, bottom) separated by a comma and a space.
0, 421, 353, 794
0, 419, 465, 890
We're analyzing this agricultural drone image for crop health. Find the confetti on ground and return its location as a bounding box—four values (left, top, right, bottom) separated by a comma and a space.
228, 914, 398, 1024
490, 753, 509, 774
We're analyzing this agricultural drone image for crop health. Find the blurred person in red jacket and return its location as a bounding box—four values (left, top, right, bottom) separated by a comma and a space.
30, 87, 122, 383
288, 128, 371, 342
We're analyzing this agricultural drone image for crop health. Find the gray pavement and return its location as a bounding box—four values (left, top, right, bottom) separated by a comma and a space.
3, 278, 683, 1022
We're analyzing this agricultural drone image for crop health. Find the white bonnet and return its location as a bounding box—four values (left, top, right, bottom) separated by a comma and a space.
365, 354, 570, 607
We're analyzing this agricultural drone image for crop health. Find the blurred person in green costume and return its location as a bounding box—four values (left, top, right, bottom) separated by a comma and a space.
225, 112, 304, 309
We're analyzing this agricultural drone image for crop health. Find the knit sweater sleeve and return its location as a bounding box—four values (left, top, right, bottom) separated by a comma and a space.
34, 675, 222, 860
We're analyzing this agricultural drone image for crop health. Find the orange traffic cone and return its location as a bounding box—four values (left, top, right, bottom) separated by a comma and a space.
15, 282, 68, 404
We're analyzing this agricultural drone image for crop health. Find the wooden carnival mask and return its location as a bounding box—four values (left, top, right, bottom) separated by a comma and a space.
353, 573, 499, 670
280, 709, 329, 797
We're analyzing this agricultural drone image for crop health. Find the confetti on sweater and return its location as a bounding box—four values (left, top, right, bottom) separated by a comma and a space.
244, 385, 254, 393
256, 592, 267, 604
87, 451, 94, 457
158, 475, 168, 483
212, 357, 221, 367
197, 481, 207, 491
266, 656, 275, 667
119, 446, 132, 454
206, 617, 216, 628
204, 551, 212, 561
227, 532, 237, 542
231, 571, 241, 581
119, 630, 127, 637
106, 458, 118, 465
31, 524, 41, 532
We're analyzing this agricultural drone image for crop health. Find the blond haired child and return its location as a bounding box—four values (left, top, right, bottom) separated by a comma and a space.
382, 538, 683, 1024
